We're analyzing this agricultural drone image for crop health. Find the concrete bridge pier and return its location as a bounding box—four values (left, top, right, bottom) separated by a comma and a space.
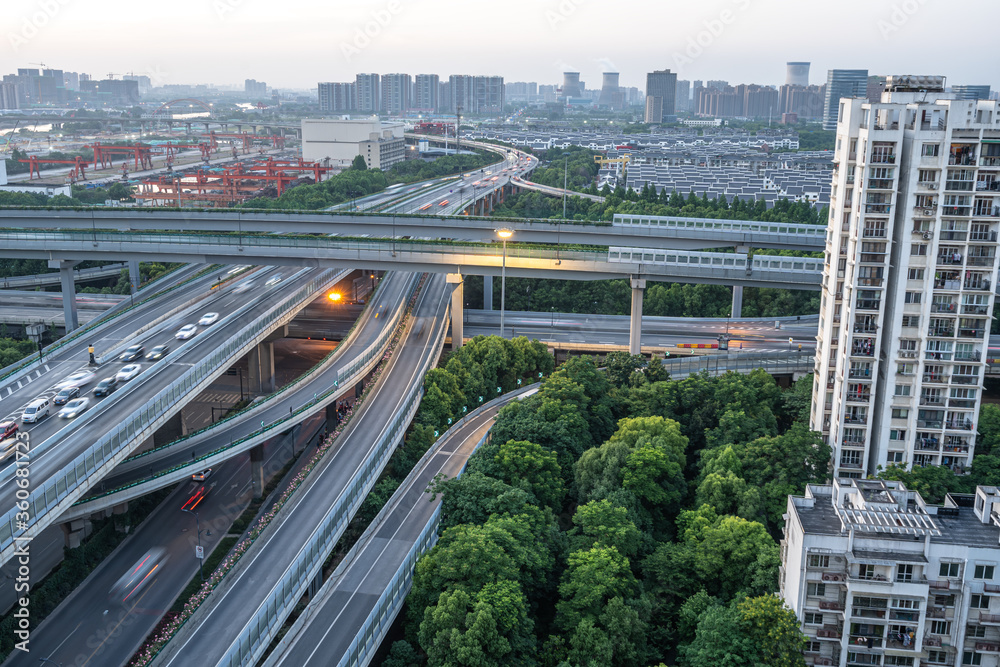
50, 259, 80, 332
250, 444, 265, 498
128, 259, 141, 294
60, 518, 92, 549
484, 276, 493, 310
308, 571, 323, 598
629, 278, 645, 356
732, 286, 744, 319
447, 273, 464, 349
248, 326, 287, 394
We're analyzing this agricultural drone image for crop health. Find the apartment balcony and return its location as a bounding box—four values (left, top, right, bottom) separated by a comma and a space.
962, 304, 990, 315
852, 346, 876, 358
937, 254, 964, 266
857, 277, 885, 288
948, 400, 976, 411
842, 440, 866, 449
865, 204, 892, 214
927, 579, 951, 590
819, 600, 846, 611
946, 420, 974, 430
952, 374, 980, 385
946, 179, 975, 192
918, 419, 944, 429
849, 634, 884, 648
868, 178, 894, 190
979, 613, 1000, 625
943, 206, 972, 216
850, 607, 887, 620
924, 635, 944, 648
958, 328, 987, 338
968, 255, 997, 267
862, 228, 887, 239
917, 440, 941, 451
839, 460, 864, 469
871, 153, 896, 164
931, 303, 957, 313
816, 625, 843, 638
804, 656, 834, 666
981, 156, 1000, 167
920, 397, 946, 407
923, 373, 949, 383
855, 299, 881, 311
888, 608, 920, 623
976, 642, 1000, 654
964, 279, 992, 291
971, 231, 999, 242
979, 179, 1000, 191
846, 393, 872, 403
940, 230, 968, 241
928, 326, 956, 337
936, 278, 962, 290
849, 368, 873, 378
950, 155, 977, 166
821, 571, 848, 583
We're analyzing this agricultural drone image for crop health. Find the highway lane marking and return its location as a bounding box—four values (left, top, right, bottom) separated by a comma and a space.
43, 620, 82, 661
83, 585, 154, 666
164, 279, 443, 664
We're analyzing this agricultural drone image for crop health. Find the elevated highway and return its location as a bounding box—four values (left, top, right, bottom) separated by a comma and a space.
0, 263, 127, 289
152, 274, 451, 667
0, 267, 345, 564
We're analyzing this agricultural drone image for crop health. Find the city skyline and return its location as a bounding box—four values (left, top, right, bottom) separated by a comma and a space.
5, 0, 999, 92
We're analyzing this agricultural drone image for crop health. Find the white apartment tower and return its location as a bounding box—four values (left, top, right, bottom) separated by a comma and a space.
782, 479, 1000, 667
813, 75, 1000, 480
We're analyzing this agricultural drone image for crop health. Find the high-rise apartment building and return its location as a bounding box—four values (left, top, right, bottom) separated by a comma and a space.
779, 84, 827, 119
645, 69, 677, 123
0, 82, 19, 110
813, 75, 1000, 479
414, 74, 440, 112
782, 478, 1000, 667
244, 79, 267, 97
381, 73, 411, 114
954, 85, 993, 101
445, 74, 474, 113
674, 79, 690, 112
355, 73, 380, 113
786, 62, 810, 86
473, 75, 504, 114
318, 82, 355, 113
823, 69, 869, 130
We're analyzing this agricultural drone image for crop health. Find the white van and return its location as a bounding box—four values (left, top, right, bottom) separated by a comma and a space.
21, 398, 50, 424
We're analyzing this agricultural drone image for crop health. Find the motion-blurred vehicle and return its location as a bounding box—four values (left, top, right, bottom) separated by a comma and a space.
109, 548, 168, 604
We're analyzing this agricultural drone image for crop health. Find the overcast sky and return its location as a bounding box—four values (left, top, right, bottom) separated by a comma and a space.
6, 0, 997, 92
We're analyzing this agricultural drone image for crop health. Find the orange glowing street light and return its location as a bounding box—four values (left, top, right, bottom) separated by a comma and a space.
328, 292, 342, 302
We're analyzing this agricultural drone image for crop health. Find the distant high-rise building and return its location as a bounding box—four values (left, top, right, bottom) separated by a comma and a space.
63, 71, 80, 91
381, 73, 411, 114
355, 73, 380, 113
0, 82, 19, 110
645, 69, 677, 122
473, 75, 505, 114
505, 81, 538, 102
126, 75, 152, 95
822, 69, 868, 130
675, 79, 691, 112
318, 82, 355, 113
706, 79, 728, 91
445, 74, 475, 113
414, 74, 440, 112
598, 72, 620, 109
779, 84, 826, 119
244, 79, 267, 97
562, 72, 582, 99
867, 75, 888, 104
785, 62, 810, 86
953, 84, 992, 100
741, 84, 779, 119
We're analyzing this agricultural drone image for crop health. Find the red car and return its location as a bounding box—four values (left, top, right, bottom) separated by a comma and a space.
0, 421, 17, 440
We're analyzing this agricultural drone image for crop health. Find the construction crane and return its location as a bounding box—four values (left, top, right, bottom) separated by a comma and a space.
593, 154, 631, 168
18, 155, 91, 181
29, 62, 47, 69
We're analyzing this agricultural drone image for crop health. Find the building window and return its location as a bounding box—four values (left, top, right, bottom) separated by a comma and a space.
887, 452, 905, 463
807, 640, 822, 653
898, 363, 915, 375
808, 555, 830, 568
901, 315, 919, 327
970, 594, 991, 609
923, 143, 940, 157
908, 268, 925, 280
940, 562, 960, 578
892, 409, 909, 419
858, 563, 876, 579
896, 564, 914, 582
968, 625, 987, 638
804, 612, 823, 625
911, 243, 928, 256
904, 291, 922, 304
890, 430, 906, 441
930, 620, 951, 635
900, 340, 918, 351
975, 565, 995, 580
807, 583, 826, 597
963, 652, 983, 666
895, 385, 912, 397
936, 594, 956, 607
927, 651, 949, 664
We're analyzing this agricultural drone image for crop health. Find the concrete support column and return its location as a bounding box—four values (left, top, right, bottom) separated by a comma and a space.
248, 327, 286, 394
484, 275, 493, 310
128, 259, 141, 294
308, 571, 323, 598
51, 260, 79, 332
60, 519, 91, 549
250, 444, 265, 498
732, 286, 744, 319
629, 278, 645, 356
447, 273, 464, 349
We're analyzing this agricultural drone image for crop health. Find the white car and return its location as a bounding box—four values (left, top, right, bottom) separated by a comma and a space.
175, 324, 198, 340
58, 397, 90, 419
55, 370, 96, 391
198, 312, 220, 326
265, 274, 283, 287
116, 364, 142, 382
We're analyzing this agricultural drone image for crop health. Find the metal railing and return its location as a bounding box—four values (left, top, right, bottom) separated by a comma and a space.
0, 270, 339, 558
217, 296, 448, 667
611, 214, 826, 240
660, 350, 815, 378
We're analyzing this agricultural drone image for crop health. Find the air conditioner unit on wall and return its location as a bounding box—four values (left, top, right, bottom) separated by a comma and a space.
923, 232, 933, 240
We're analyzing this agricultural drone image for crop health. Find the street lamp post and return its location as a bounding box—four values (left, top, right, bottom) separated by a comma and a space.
496, 229, 512, 337
181, 508, 204, 582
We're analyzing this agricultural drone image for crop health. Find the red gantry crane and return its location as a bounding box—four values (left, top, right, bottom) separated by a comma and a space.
18, 155, 91, 181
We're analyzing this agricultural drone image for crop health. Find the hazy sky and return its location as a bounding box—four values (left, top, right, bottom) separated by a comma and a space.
6, 0, 998, 92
